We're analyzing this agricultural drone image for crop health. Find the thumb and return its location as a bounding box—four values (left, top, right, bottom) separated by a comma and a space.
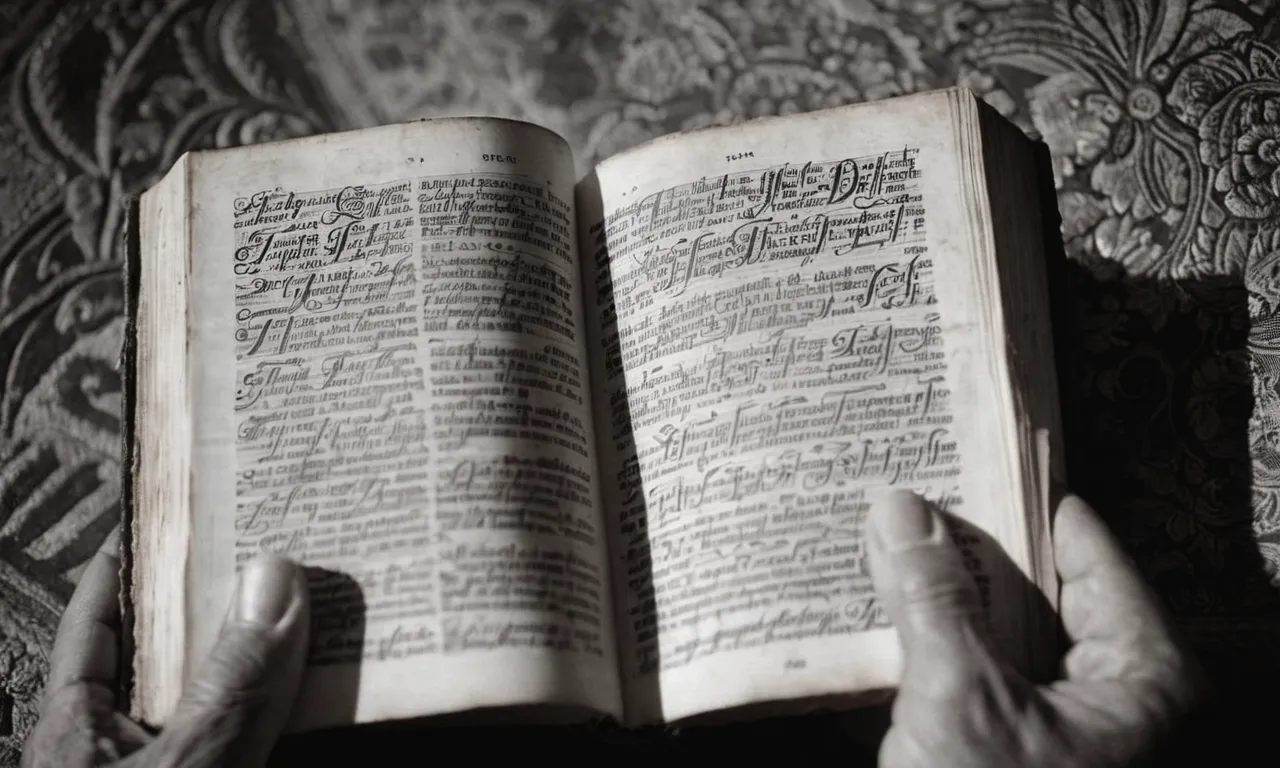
867, 490, 997, 700
143, 555, 310, 768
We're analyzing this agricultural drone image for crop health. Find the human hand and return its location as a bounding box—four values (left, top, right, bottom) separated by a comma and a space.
866, 490, 1205, 768
22, 531, 310, 768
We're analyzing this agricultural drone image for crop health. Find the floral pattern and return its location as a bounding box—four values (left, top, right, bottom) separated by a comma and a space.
3, 0, 1280, 758
942, 0, 1280, 616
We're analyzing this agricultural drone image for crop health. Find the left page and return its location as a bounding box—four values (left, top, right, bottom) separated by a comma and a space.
152, 118, 620, 730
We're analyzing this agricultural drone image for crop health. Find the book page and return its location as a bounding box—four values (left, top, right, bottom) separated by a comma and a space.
578, 90, 1043, 724
176, 119, 620, 730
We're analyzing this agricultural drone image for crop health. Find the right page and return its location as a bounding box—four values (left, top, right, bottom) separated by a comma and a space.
577, 88, 1057, 725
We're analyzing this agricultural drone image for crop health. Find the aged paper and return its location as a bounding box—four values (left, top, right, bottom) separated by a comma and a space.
183, 119, 621, 730
580, 90, 1038, 724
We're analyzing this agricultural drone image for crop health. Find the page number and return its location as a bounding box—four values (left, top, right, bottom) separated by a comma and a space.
784, 659, 807, 671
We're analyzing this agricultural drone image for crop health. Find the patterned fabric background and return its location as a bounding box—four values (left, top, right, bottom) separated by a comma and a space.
2, 0, 1279, 761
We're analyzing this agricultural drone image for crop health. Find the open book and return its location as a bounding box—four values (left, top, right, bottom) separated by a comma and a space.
121, 87, 1064, 733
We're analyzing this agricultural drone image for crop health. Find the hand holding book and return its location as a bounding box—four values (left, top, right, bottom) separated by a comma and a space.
21, 490, 1202, 767
22, 539, 310, 767
864, 491, 1204, 768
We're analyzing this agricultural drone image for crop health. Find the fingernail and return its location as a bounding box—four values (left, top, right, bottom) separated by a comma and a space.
236, 554, 300, 627
871, 490, 937, 552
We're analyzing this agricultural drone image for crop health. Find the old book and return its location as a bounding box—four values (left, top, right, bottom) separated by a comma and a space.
121, 86, 1064, 733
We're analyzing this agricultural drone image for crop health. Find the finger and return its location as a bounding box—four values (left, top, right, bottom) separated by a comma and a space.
44, 526, 122, 704
1052, 494, 1204, 719
867, 490, 995, 700
144, 554, 309, 768
1054, 495, 1188, 660
23, 689, 154, 768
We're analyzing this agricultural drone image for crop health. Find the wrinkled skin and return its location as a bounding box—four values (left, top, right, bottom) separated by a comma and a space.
865, 491, 1205, 768
22, 532, 310, 768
